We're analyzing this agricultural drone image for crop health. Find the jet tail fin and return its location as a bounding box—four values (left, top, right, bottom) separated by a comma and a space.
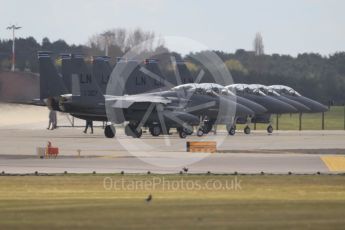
113, 58, 166, 95
70, 54, 104, 101
172, 60, 195, 85
92, 56, 112, 94
60, 53, 73, 93
38, 51, 68, 100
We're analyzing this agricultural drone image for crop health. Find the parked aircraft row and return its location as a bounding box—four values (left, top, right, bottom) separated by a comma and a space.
35, 51, 328, 138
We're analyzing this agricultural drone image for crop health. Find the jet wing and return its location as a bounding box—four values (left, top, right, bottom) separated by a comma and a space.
105, 95, 172, 109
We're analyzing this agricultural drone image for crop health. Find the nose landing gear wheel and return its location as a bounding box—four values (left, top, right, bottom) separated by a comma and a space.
267, 125, 273, 134
197, 129, 204, 137
104, 125, 115, 138
228, 127, 236, 136
179, 130, 187, 139
226, 124, 236, 136
244, 126, 251, 135
200, 120, 213, 134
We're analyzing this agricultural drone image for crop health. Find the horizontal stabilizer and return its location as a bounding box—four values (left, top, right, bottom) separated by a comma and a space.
105, 95, 171, 109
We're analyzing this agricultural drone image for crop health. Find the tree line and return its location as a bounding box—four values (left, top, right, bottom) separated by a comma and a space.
0, 29, 344, 104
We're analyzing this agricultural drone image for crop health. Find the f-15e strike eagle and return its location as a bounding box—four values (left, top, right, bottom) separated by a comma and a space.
33, 51, 327, 138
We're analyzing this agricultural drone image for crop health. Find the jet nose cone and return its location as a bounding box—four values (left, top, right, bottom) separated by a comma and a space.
285, 95, 328, 113
319, 104, 329, 112
291, 102, 311, 113
276, 96, 311, 113
265, 96, 298, 114
308, 100, 328, 112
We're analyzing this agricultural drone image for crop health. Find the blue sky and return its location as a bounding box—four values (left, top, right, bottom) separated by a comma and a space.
1, 0, 344, 56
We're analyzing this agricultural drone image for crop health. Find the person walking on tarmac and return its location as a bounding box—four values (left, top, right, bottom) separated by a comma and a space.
47, 109, 57, 130
84, 120, 93, 134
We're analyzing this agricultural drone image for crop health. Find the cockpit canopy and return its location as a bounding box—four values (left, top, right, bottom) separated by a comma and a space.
250, 84, 280, 96
171, 83, 235, 96
226, 84, 266, 96
268, 85, 301, 96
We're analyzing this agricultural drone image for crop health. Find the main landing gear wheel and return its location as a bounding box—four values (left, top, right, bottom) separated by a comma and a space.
267, 125, 273, 134
104, 125, 115, 138
150, 125, 161, 137
244, 126, 251, 135
125, 124, 142, 138
131, 127, 142, 138
177, 127, 193, 136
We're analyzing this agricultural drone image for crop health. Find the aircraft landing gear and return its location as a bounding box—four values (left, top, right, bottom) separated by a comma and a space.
197, 129, 204, 137
244, 125, 251, 135
229, 126, 236, 136
149, 125, 161, 137
176, 127, 191, 139
178, 129, 188, 139
201, 120, 213, 134
125, 123, 143, 138
104, 125, 115, 138
267, 125, 273, 134
226, 124, 236, 136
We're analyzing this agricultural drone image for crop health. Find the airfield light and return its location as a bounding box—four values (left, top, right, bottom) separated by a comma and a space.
6, 25, 22, 72
101, 31, 114, 56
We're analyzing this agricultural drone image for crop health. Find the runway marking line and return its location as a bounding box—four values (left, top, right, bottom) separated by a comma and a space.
321, 156, 345, 172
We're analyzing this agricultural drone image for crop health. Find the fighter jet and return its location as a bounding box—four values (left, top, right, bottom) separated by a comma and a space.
226, 84, 298, 134
188, 83, 266, 135
104, 83, 254, 138
39, 52, 253, 138
250, 84, 311, 113
61, 55, 262, 137
268, 85, 328, 113
167, 60, 267, 135
59, 56, 176, 137
58, 54, 107, 121
100, 58, 261, 136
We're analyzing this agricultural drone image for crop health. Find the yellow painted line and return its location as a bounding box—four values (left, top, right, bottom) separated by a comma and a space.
321, 156, 345, 172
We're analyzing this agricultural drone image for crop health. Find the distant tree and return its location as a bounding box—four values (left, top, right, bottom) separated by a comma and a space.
224, 59, 248, 75
42, 37, 51, 50
88, 28, 164, 57
253, 32, 264, 56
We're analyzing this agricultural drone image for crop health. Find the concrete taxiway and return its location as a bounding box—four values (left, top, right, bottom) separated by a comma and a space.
0, 127, 345, 174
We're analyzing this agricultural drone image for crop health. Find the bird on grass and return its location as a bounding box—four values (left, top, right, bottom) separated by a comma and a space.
146, 194, 152, 203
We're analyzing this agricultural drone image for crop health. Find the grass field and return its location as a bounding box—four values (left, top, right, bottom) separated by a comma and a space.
234, 106, 345, 131
0, 174, 345, 229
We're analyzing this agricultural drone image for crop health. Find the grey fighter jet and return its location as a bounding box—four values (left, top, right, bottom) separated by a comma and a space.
250, 84, 311, 113
40, 52, 252, 138
268, 85, 328, 113
226, 84, 298, 134
189, 83, 267, 135
104, 83, 254, 138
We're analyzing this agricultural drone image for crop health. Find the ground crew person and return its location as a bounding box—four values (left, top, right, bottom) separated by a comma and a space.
84, 120, 93, 134
47, 109, 57, 130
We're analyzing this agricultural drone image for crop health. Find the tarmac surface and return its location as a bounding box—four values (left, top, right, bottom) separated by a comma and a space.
1, 126, 345, 174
